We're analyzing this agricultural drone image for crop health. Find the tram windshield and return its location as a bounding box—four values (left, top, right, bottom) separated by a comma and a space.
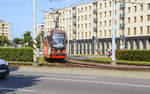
52, 33, 65, 50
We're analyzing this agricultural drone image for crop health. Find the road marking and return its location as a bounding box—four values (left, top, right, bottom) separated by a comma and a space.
10, 74, 96, 79
0, 87, 36, 92
45, 77, 150, 88
9, 75, 150, 88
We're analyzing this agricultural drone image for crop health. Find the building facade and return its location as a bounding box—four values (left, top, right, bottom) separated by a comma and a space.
44, 0, 150, 55
37, 24, 44, 35
0, 20, 9, 39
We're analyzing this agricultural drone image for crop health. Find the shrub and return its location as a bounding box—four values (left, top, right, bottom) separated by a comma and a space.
0, 47, 33, 62
117, 50, 150, 62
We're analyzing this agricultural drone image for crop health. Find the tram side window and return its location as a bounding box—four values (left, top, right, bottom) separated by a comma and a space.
47, 36, 51, 55
45, 38, 47, 56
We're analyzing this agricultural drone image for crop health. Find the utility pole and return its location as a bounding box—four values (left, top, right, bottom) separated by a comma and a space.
8, 23, 13, 44
33, 0, 38, 65
112, 0, 116, 65
66, 0, 70, 59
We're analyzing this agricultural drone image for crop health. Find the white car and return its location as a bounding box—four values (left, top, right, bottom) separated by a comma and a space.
0, 59, 9, 79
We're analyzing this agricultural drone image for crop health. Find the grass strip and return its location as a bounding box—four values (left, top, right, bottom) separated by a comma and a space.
89, 57, 150, 66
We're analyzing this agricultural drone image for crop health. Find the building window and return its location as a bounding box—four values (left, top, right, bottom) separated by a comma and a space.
147, 26, 150, 34
104, 21, 106, 26
69, 33, 71, 39
148, 3, 150, 10
89, 32, 91, 38
89, 6, 91, 11
69, 10, 71, 15
140, 16, 143, 22
128, 28, 130, 35
78, 8, 80, 13
85, 7, 87, 12
104, 2, 107, 8
109, 20, 111, 26
81, 16, 83, 21
134, 17, 137, 23
78, 16, 80, 21
99, 3, 102, 9
100, 31, 102, 37
140, 26, 143, 34
128, 17, 130, 23
81, 24, 83, 29
109, 11, 112, 16
134, 6, 137, 12
82, 32, 83, 38
104, 30, 106, 37
109, 1, 111, 7
89, 23, 91, 28
109, 30, 111, 36
89, 14, 91, 19
134, 27, 136, 35
140, 5, 143, 11
85, 15, 87, 20
147, 15, 150, 21
128, 7, 130, 13
104, 12, 107, 17
81, 8, 83, 12
85, 32, 87, 39
100, 12, 102, 18
85, 24, 87, 29
100, 21, 102, 27
78, 24, 80, 29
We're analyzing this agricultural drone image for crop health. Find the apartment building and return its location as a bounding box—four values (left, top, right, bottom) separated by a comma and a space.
37, 24, 44, 35
0, 20, 9, 40
44, 0, 150, 55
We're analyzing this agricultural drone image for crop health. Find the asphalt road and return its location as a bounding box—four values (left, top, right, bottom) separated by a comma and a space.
0, 67, 150, 94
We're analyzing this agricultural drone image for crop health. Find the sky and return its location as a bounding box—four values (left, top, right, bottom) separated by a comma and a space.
0, 0, 92, 40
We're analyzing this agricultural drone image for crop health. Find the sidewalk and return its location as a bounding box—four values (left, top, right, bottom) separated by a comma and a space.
9, 66, 150, 80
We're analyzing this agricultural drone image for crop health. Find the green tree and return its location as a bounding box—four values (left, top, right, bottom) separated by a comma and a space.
0, 35, 10, 46
13, 38, 24, 46
23, 31, 33, 47
37, 31, 44, 48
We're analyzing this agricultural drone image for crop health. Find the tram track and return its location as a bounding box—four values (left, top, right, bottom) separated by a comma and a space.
8, 59, 150, 71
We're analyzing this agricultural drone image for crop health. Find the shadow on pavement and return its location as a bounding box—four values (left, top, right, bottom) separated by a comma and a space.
0, 74, 41, 94
8, 66, 20, 72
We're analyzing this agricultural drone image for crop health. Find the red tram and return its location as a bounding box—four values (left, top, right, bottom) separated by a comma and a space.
43, 30, 67, 60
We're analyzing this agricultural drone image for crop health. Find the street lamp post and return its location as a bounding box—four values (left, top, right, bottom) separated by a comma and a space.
112, 0, 116, 65
33, 0, 38, 65
66, 0, 70, 59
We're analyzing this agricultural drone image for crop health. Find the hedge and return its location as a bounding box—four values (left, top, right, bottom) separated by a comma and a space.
117, 50, 150, 62
0, 47, 33, 62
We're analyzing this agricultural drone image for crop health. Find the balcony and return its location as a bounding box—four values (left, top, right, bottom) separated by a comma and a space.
93, 18, 98, 23
120, 3, 125, 8
93, 26, 97, 32
120, 34, 125, 39
120, 24, 125, 29
120, 14, 125, 19
73, 13, 76, 18
73, 37, 76, 40
56, 23, 59, 27
73, 28, 76, 33
93, 9, 98, 14
56, 16, 59, 20
73, 21, 76, 26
